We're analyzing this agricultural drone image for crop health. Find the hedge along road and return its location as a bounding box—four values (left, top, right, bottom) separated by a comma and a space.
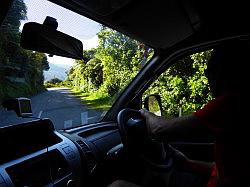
0, 88, 104, 130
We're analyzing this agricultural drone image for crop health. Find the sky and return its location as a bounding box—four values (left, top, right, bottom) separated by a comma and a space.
21, 0, 101, 66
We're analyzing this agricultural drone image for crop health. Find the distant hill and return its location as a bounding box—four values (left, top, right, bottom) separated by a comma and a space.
44, 63, 71, 81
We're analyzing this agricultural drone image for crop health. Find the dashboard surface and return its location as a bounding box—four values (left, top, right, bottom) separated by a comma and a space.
0, 119, 121, 187
0, 119, 83, 187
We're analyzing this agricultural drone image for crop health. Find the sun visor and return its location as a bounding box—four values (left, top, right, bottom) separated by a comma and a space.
108, 0, 201, 49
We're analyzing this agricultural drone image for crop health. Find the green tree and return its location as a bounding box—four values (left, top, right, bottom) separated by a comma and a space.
65, 26, 212, 116
46, 77, 63, 84
65, 27, 154, 109
145, 50, 212, 117
0, 0, 48, 102
82, 48, 97, 63
95, 27, 148, 96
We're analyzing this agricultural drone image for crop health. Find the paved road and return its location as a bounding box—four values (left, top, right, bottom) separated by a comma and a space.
0, 88, 105, 130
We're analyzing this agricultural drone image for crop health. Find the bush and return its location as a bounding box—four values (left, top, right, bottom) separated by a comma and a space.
0, 81, 45, 103
44, 78, 63, 88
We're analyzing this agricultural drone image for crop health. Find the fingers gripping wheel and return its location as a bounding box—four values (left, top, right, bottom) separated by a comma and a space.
117, 108, 173, 172
117, 108, 148, 149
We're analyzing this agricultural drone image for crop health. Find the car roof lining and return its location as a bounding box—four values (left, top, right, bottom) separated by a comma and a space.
48, 0, 250, 51
48, 0, 202, 49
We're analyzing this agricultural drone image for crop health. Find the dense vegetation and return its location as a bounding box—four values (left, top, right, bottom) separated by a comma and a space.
44, 78, 63, 88
66, 27, 212, 116
145, 51, 212, 116
64, 27, 151, 109
0, 0, 49, 102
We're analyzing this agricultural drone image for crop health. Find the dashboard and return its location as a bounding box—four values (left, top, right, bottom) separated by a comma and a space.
0, 118, 122, 187
0, 119, 83, 187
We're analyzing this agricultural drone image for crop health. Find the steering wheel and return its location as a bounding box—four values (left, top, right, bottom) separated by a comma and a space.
117, 108, 173, 172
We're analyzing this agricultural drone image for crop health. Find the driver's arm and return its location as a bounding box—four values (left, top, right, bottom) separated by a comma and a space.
140, 109, 213, 141
140, 109, 215, 177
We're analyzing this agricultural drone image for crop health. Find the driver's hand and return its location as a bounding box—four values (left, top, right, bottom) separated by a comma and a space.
139, 109, 166, 139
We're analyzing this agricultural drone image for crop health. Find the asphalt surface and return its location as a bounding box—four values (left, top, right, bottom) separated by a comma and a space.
0, 88, 104, 130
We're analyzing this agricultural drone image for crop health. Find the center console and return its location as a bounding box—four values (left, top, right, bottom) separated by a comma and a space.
6, 149, 69, 187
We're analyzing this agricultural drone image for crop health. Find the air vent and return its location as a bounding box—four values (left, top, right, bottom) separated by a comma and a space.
76, 140, 96, 173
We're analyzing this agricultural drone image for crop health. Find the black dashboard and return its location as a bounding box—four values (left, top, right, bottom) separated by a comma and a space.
0, 119, 61, 165
0, 119, 83, 187
0, 119, 122, 187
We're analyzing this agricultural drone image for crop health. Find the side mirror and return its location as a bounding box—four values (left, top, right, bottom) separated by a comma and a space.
20, 22, 83, 60
2, 98, 33, 117
143, 94, 163, 116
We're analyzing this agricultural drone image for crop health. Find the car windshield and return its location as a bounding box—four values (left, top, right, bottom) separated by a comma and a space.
0, 0, 154, 130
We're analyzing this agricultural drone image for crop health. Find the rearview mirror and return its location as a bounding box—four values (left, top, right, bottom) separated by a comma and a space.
20, 22, 83, 60
143, 94, 163, 116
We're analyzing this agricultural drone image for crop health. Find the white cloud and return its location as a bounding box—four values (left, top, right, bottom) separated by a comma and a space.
82, 35, 99, 50
47, 55, 75, 66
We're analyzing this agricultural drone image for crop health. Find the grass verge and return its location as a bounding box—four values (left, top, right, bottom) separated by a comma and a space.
71, 89, 111, 111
